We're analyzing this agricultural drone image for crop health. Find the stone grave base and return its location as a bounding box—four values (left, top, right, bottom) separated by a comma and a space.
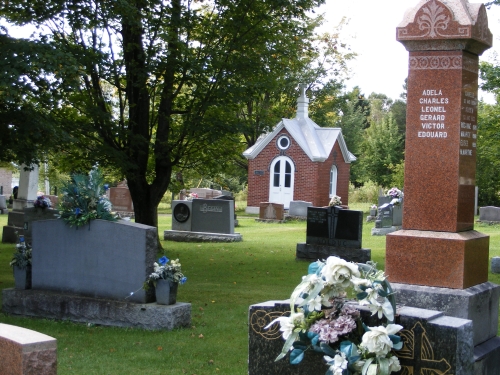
366, 215, 376, 222
295, 243, 371, 263
2, 288, 191, 330
164, 230, 242, 242
391, 281, 500, 346
284, 215, 307, 221
248, 300, 500, 375
254, 219, 285, 224
371, 225, 401, 236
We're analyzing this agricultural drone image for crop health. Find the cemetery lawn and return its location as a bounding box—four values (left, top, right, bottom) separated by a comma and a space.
1, 210, 500, 374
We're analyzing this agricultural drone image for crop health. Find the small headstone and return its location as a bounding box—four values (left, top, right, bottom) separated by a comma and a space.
109, 185, 133, 212
258, 202, 284, 221
377, 203, 393, 228
171, 200, 192, 231
491, 257, 500, 274
306, 206, 362, 248
288, 201, 312, 218
297, 206, 370, 263
377, 196, 403, 226
191, 199, 235, 234
0, 195, 6, 210
479, 206, 500, 222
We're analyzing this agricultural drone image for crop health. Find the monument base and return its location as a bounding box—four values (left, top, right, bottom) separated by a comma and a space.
2, 288, 191, 330
295, 243, 371, 263
386, 229, 489, 288
163, 230, 242, 242
371, 226, 401, 236
392, 282, 500, 346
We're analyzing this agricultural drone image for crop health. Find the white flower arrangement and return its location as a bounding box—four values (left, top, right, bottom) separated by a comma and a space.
329, 196, 342, 207
265, 256, 403, 375
386, 188, 403, 206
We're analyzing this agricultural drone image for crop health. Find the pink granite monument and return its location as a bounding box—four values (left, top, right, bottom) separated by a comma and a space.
385, 2, 500, 372
386, 0, 492, 289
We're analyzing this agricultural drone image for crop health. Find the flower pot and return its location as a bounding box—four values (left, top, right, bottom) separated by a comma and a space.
13, 265, 32, 290
370, 209, 377, 217
155, 279, 178, 305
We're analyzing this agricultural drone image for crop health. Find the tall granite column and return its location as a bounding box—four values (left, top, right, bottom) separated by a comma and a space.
385, 3, 500, 368
386, 0, 492, 289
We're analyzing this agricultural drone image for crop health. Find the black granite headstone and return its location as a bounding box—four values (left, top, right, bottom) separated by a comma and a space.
306, 206, 362, 248
248, 300, 479, 375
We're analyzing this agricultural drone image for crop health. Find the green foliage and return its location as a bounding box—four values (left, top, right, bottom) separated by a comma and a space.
58, 168, 117, 227
388, 161, 405, 188
9, 235, 31, 270
1, 0, 341, 228
357, 114, 404, 187
477, 101, 500, 206
348, 181, 381, 205
2, 213, 500, 374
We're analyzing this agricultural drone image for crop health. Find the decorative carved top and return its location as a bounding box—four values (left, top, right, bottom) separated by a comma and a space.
397, 0, 492, 54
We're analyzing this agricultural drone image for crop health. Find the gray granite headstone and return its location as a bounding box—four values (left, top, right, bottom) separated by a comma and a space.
288, 201, 312, 217
377, 196, 403, 226
378, 203, 394, 228
171, 200, 192, 231
479, 206, 500, 222
248, 300, 477, 375
32, 219, 157, 303
23, 207, 58, 245
191, 199, 234, 234
0, 196, 6, 210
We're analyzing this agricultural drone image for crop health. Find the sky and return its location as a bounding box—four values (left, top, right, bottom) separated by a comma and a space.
5, 0, 500, 102
316, 0, 500, 102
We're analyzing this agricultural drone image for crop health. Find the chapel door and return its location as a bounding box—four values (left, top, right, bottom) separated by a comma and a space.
269, 156, 294, 209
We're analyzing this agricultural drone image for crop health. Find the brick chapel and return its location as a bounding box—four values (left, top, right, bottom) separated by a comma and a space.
243, 85, 356, 213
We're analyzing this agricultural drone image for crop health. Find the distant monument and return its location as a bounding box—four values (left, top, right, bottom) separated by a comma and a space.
296, 206, 370, 263
385, 0, 500, 373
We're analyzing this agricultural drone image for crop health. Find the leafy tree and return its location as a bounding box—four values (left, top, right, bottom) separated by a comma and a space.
1, 0, 327, 228
476, 101, 500, 206
357, 113, 404, 187
0, 33, 68, 165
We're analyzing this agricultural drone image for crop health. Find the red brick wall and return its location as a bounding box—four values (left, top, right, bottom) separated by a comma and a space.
247, 131, 351, 208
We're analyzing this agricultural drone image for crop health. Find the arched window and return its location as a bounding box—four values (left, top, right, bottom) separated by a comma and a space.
329, 165, 338, 197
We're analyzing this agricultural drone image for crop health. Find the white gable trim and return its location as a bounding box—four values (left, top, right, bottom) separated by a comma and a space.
243, 121, 356, 164
242, 120, 286, 160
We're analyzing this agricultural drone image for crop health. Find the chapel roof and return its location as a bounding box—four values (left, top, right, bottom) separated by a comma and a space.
242, 84, 356, 163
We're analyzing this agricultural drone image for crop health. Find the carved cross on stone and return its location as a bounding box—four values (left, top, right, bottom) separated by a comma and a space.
397, 322, 452, 374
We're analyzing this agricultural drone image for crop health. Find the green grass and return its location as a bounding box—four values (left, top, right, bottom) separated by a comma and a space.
0, 210, 500, 374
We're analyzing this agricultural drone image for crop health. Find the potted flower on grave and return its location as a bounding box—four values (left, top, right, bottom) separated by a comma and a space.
57, 168, 117, 228
369, 204, 378, 217
144, 256, 187, 305
329, 195, 342, 207
265, 256, 403, 375
9, 235, 32, 289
